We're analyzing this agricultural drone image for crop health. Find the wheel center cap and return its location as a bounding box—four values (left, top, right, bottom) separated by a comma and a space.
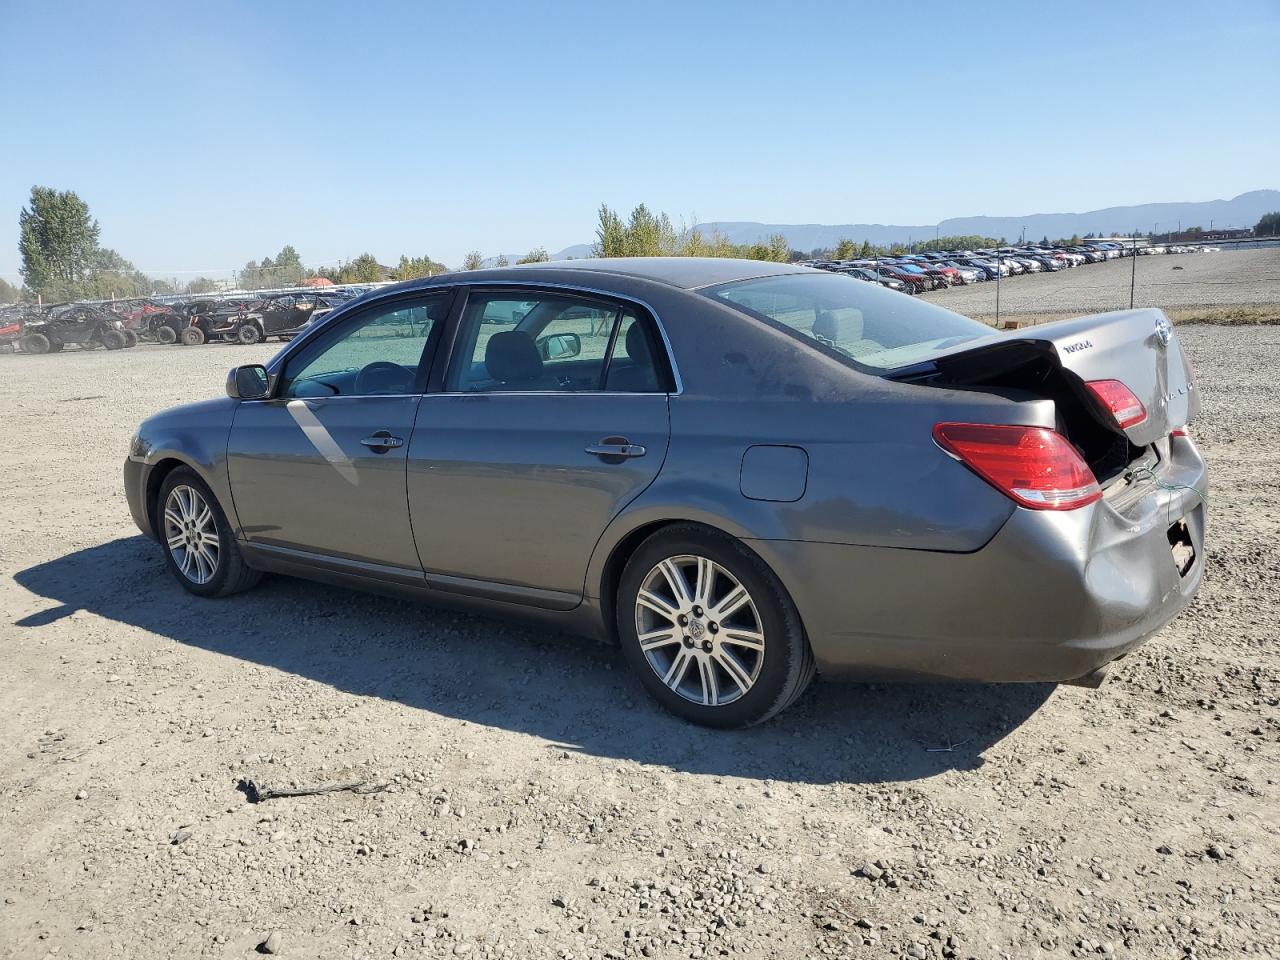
688, 619, 706, 641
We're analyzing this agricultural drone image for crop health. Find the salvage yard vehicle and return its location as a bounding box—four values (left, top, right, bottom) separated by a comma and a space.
179, 297, 260, 345
248, 292, 347, 341
19, 303, 136, 353
0, 310, 26, 353
125, 258, 1206, 728
113, 298, 186, 343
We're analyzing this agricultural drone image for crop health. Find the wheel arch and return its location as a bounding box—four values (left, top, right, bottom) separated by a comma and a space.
593, 514, 800, 647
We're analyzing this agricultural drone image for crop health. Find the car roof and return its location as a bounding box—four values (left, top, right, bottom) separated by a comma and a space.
405, 257, 816, 292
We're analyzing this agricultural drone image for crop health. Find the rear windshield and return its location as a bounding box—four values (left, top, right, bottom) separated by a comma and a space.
704, 272, 991, 371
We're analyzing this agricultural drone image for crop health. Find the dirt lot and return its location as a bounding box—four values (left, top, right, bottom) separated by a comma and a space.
2, 323, 1278, 960
920, 247, 1280, 325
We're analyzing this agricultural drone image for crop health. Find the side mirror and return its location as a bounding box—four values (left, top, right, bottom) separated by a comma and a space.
537, 331, 582, 362
227, 364, 271, 400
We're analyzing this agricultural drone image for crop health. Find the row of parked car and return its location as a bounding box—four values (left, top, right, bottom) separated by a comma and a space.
0, 287, 369, 355
798, 241, 1215, 294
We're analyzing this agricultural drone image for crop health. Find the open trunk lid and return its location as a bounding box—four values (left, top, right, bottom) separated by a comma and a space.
893, 308, 1198, 481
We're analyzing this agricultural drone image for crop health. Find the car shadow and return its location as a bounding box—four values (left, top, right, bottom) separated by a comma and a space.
13, 537, 1055, 785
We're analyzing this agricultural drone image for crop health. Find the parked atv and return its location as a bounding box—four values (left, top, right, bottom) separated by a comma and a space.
113, 298, 186, 344
179, 298, 258, 345
18, 304, 136, 353
247, 293, 345, 341
0, 309, 27, 354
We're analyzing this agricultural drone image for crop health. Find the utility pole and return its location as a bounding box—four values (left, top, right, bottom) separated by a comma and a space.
995, 252, 1001, 327
1130, 231, 1137, 309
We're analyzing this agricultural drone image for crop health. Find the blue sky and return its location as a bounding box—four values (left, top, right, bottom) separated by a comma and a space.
2, 0, 1277, 280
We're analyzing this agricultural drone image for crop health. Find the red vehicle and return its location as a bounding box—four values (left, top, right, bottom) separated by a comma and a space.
868, 264, 930, 293
112, 299, 186, 344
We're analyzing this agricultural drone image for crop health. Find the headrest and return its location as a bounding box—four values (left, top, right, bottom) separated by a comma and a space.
626, 320, 650, 360
485, 330, 543, 383
812, 311, 838, 342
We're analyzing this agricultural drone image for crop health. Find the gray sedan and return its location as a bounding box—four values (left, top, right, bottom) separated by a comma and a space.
125, 258, 1206, 727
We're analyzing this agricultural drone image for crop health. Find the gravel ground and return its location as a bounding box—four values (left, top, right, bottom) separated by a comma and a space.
919, 247, 1280, 320
1, 327, 1278, 960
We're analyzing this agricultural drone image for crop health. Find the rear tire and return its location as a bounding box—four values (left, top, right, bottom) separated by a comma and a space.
100, 329, 126, 350
181, 326, 207, 346
156, 467, 262, 598
237, 323, 262, 345
155, 324, 178, 345
616, 524, 815, 728
20, 333, 51, 354
121, 329, 139, 348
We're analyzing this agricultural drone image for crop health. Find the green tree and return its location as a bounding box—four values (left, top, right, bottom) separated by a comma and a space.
495, 255, 510, 268
595, 203, 626, 257
766, 234, 791, 263
462, 251, 484, 271
1255, 211, 1280, 236
18, 186, 103, 297
186, 277, 219, 294
340, 253, 384, 283
516, 247, 550, 264
832, 238, 857, 260
0, 278, 22, 303
858, 240, 873, 258
391, 254, 448, 280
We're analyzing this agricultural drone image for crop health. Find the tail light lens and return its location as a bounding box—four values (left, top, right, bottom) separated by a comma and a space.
1171, 427, 1190, 438
933, 423, 1102, 511
1086, 379, 1147, 429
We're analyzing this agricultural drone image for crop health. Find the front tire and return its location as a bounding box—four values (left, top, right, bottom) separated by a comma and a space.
157, 467, 262, 598
181, 326, 207, 346
155, 323, 178, 345
237, 322, 262, 345
100, 329, 126, 350
20, 333, 51, 354
121, 329, 139, 348
617, 525, 815, 728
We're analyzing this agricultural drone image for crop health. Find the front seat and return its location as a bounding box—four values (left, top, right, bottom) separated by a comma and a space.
484, 330, 554, 389
606, 322, 661, 392
811, 310, 838, 344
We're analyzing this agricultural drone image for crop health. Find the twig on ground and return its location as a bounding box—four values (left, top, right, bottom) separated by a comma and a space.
920, 738, 971, 753
236, 777, 389, 803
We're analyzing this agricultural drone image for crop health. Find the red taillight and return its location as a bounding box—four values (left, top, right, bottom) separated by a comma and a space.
1085, 379, 1147, 429
933, 423, 1102, 511
1171, 427, 1190, 438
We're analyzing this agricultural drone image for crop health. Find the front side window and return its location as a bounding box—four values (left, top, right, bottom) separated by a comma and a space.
447, 290, 665, 393
704, 272, 989, 371
280, 294, 449, 398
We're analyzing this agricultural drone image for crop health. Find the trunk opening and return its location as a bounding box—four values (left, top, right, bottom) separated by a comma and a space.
892, 339, 1144, 485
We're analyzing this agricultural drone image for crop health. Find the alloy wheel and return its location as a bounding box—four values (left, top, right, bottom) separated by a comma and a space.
634, 554, 765, 706
163, 484, 220, 585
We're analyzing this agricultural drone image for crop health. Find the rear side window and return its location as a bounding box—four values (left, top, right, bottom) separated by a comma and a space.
705, 272, 989, 371
447, 290, 668, 393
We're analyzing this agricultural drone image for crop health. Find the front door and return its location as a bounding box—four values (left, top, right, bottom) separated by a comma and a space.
407, 287, 672, 606
227, 291, 452, 573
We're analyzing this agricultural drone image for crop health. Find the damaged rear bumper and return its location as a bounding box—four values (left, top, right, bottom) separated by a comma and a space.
750, 435, 1208, 684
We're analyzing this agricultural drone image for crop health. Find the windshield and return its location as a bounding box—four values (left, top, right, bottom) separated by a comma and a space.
704, 272, 991, 371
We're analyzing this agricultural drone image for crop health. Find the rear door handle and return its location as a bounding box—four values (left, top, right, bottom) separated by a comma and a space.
361, 432, 404, 451
585, 438, 646, 460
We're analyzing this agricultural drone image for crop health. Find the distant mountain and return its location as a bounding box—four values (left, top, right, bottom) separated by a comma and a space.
477, 191, 1277, 268
695, 190, 1280, 249
480, 243, 592, 268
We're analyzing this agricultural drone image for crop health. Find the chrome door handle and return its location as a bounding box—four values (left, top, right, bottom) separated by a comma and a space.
585, 439, 646, 459
361, 432, 404, 450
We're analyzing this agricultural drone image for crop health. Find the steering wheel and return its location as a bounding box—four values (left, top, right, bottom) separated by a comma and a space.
354, 361, 413, 395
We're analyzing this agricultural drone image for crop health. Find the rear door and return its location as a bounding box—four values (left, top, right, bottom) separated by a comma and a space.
407, 287, 672, 607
